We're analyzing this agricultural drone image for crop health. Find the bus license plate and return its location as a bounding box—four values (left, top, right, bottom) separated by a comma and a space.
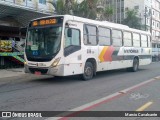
35, 71, 41, 75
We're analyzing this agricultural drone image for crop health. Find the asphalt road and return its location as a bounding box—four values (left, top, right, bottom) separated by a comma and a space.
0, 62, 160, 120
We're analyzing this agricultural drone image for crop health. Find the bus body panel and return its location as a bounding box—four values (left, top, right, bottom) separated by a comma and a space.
24, 15, 152, 77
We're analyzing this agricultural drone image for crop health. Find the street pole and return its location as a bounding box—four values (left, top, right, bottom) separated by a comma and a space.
149, 7, 153, 60
155, 36, 160, 61
145, 6, 147, 31
149, 8, 152, 35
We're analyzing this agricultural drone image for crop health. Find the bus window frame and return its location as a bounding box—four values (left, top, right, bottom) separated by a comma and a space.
64, 27, 81, 57
141, 34, 148, 48
64, 27, 81, 48
123, 30, 133, 47
98, 26, 111, 46
132, 32, 141, 47
83, 24, 98, 46
111, 29, 123, 47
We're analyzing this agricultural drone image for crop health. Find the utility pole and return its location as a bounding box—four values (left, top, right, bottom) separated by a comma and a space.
144, 6, 147, 31
149, 8, 152, 34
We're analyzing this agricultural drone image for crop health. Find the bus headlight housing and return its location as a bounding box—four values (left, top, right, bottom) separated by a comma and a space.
51, 57, 61, 67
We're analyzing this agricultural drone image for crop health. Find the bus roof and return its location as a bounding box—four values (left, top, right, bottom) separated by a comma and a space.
31, 15, 151, 35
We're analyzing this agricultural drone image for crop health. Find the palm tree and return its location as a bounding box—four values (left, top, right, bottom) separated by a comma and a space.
103, 6, 114, 21
87, 0, 97, 19
74, 0, 97, 19
48, 0, 102, 20
47, 0, 64, 14
96, 1, 114, 21
48, 0, 73, 14
56, 0, 65, 14
64, 0, 75, 14
122, 9, 142, 30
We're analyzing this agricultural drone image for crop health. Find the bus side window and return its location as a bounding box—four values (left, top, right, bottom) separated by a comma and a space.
83, 25, 89, 44
112, 29, 122, 47
133, 33, 140, 47
64, 28, 80, 48
64, 28, 81, 56
123, 31, 132, 47
141, 35, 147, 47
98, 27, 111, 46
83, 24, 97, 46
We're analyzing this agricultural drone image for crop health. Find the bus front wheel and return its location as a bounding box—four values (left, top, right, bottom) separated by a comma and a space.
81, 62, 94, 80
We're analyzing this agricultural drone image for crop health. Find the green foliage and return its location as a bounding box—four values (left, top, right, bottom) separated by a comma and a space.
72, 0, 97, 19
56, 0, 65, 14
102, 6, 114, 20
49, 0, 113, 20
122, 9, 144, 30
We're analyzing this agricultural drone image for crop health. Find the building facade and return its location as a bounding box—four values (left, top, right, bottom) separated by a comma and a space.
151, 0, 160, 57
0, 0, 55, 68
0, 0, 54, 27
104, 0, 151, 30
104, 0, 160, 57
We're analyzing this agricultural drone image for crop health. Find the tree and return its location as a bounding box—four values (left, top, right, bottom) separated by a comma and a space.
73, 0, 97, 19
48, 0, 112, 20
103, 6, 114, 21
122, 9, 143, 30
56, 0, 65, 14
48, 0, 97, 19
64, 0, 75, 14
48, 0, 74, 14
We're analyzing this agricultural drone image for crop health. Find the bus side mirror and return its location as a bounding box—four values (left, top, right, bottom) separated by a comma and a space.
67, 29, 72, 37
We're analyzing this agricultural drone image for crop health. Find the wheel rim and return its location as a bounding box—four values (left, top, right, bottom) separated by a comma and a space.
85, 66, 92, 77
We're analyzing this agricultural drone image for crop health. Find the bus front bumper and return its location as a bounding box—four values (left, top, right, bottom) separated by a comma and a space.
24, 65, 64, 76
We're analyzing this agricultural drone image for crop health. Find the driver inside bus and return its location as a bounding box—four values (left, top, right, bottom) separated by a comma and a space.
46, 27, 61, 54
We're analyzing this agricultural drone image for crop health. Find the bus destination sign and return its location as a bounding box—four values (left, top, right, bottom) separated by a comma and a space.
32, 18, 57, 26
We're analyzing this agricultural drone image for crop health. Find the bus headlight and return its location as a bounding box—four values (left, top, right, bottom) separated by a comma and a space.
51, 57, 61, 67
24, 61, 27, 65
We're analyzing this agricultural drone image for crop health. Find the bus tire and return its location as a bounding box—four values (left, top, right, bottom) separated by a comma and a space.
126, 67, 131, 71
81, 62, 94, 80
132, 58, 139, 72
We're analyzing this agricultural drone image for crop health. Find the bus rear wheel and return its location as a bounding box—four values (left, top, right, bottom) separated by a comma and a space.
81, 62, 93, 80
127, 58, 139, 72
131, 58, 139, 72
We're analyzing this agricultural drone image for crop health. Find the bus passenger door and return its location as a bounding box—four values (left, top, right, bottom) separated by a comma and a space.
83, 24, 99, 72
63, 21, 83, 76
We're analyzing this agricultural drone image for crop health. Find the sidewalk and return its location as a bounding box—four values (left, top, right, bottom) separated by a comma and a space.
0, 68, 25, 79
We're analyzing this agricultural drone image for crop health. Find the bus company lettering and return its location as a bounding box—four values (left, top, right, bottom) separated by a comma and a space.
124, 49, 139, 53
68, 23, 77, 27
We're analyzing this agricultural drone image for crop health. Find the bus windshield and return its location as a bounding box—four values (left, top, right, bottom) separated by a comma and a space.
25, 26, 62, 62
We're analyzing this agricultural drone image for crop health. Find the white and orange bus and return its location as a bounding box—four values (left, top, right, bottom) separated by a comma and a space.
24, 15, 152, 80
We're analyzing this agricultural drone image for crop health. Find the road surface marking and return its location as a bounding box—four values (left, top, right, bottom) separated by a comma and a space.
46, 77, 157, 120
136, 102, 153, 111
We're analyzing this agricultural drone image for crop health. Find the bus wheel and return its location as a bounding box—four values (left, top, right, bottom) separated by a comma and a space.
132, 58, 139, 72
81, 62, 94, 80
